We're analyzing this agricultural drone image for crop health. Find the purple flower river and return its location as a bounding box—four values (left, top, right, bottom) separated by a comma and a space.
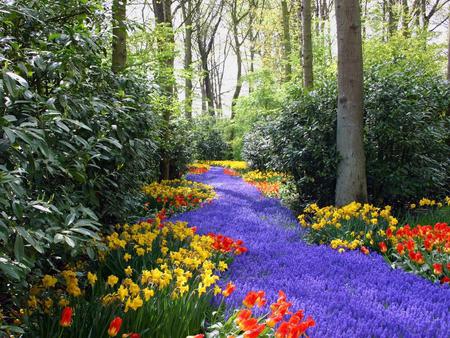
170, 167, 450, 337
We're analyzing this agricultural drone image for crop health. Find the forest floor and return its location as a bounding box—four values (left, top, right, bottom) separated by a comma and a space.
170, 167, 450, 337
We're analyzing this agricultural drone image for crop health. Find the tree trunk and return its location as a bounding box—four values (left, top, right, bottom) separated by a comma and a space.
447, 9, 450, 81
199, 52, 215, 116
111, 0, 127, 73
153, 0, 174, 180
181, 0, 193, 118
231, 17, 242, 118
281, 0, 292, 82
401, 0, 410, 37
387, 0, 396, 37
231, 44, 242, 118
297, 0, 303, 67
362, 0, 368, 39
201, 79, 207, 114
302, 0, 314, 89
421, 0, 428, 31
335, 0, 368, 206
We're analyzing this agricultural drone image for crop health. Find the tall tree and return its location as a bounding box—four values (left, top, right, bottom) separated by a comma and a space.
447, 8, 450, 81
229, 0, 250, 118
152, 0, 175, 180
195, 1, 224, 116
181, 0, 194, 118
112, 0, 127, 73
335, 0, 368, 205
281, 0, 292, 82
302, 0, 314, 88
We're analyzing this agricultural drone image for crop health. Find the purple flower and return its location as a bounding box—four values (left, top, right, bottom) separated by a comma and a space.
170, 167, 450, 337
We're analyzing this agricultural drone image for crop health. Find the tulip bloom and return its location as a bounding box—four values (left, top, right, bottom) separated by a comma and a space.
360, 246, 369, 255
108, 317, 123, 337
433, 263, 443, 275
222, 281, 236, 297
235, 309, 252, 325
378, 242, 388, 253
59, 307, 73, 327
243, 290, 266, 308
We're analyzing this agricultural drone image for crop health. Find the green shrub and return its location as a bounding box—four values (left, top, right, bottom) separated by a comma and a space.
0, 0, 161, 294
191, 117, 230, 161
242, 40, 450, 207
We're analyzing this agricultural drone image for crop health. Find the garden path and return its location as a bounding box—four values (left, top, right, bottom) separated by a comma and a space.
170, 167, 450, 337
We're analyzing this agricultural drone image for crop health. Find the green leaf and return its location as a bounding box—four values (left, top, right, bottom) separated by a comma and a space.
14, 235, 24, 261
32, 204, 51, 213
64, 236, 75, 248
6, 71, 28, 88
0, 261, 21, 280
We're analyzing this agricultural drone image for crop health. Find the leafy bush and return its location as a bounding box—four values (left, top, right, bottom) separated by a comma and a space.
191, 117, 230, 161
230, 69, 285, 159
0, 0, 160, 299
243, 78, 338, 206
242, 45, 450, 207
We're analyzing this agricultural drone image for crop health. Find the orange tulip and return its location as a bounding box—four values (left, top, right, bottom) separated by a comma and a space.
222, 282, 236, 297
243, 290, 266, 308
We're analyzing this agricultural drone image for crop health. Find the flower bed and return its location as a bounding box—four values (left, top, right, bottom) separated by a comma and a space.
198, 290, 315, 337
382, 222, 449, 283
142, 179, 215, 216
8, 218, 247, 337
223, 168, 240, 176
299, 200, 450, 283
204, 160, 248, 171
242, 170, 291, 199
188, 163, 211, 175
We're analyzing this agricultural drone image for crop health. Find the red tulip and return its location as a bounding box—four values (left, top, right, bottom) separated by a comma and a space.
243, 290, 266, 308
433, 263, 443, 275
59, 307, 73, 327
378, 242, 388, 253
108, 317, 123, 337
122, 334, 141, 338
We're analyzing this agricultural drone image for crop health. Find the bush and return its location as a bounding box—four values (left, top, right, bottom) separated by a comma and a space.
191, 117, 230, 161
0, 0, 160, 298
243, 77, 338, 206
230, 69, 285, 159
242, 45, 450, 207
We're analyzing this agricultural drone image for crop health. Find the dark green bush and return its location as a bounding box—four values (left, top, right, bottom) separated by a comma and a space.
191, 117, 230, 160
243, 61, 450, 208
0, 0, 160, 290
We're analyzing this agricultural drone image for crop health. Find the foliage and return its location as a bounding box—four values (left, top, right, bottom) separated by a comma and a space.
163, 118, 193, 179
243, 76, 338, 206
191, 117, 230, 161
242, 38, 450, 206
230, 70, 285, 159
0, 0, 162, 320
